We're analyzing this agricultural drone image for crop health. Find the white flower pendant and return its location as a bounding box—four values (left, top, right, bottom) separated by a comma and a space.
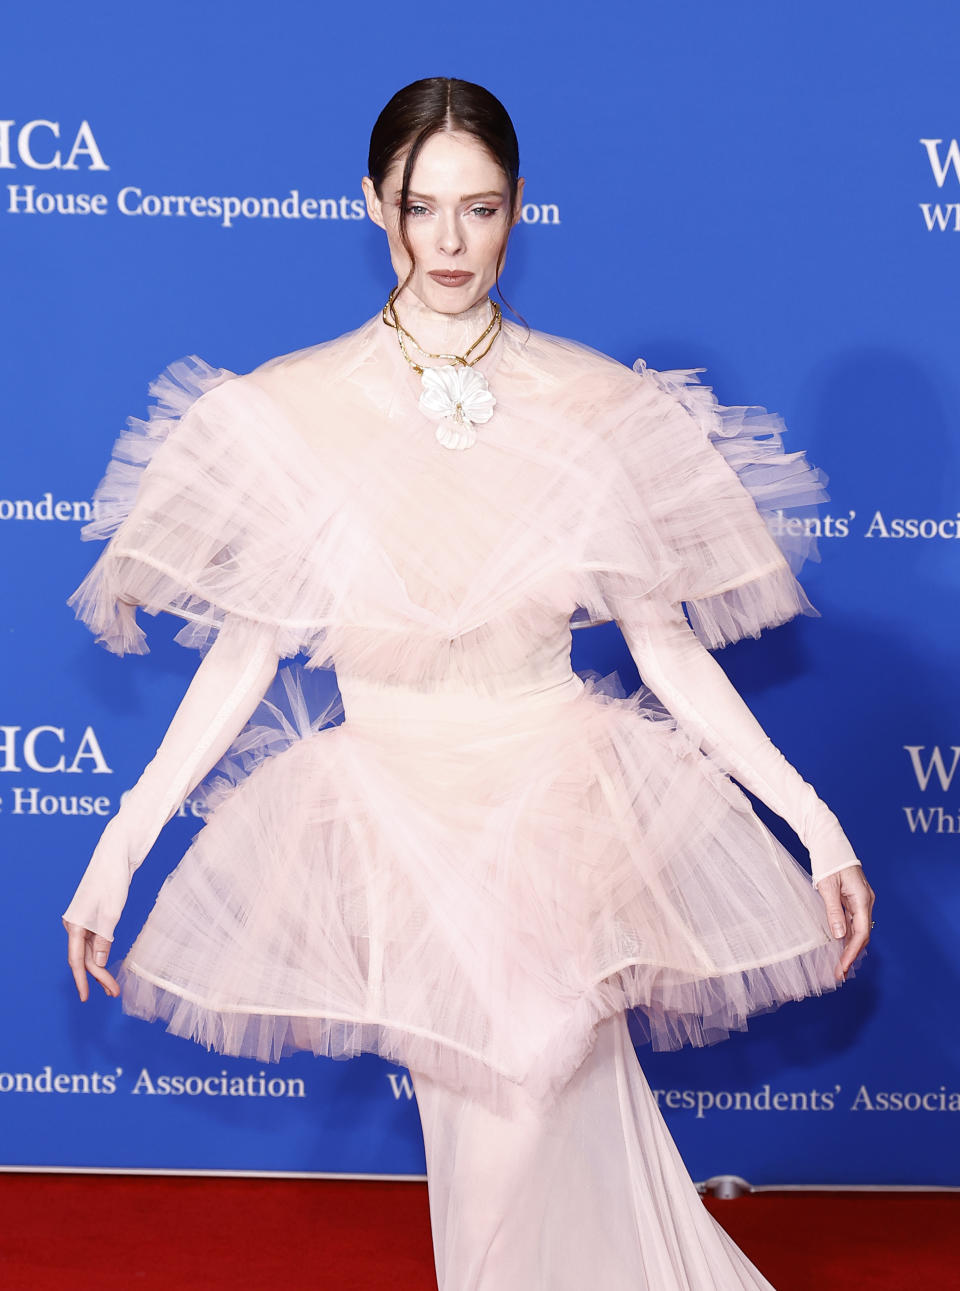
417, 364, 496, 451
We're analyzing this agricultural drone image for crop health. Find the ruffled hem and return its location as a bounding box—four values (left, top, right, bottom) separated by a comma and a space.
109, 662, 860, 1105
81, 357, 237, 543
683, 558, 817, 653
66, 355, 349, 662
630, 360, 828, 649
67, 356, 238, 655
636, 361, 829, 573
114, 933, 857, 1108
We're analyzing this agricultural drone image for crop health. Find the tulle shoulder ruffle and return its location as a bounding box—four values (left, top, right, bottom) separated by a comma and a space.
66, 354, 343, 659
68, 325, 832, 670
76, 356, 237, 546
592, 358, 829, 649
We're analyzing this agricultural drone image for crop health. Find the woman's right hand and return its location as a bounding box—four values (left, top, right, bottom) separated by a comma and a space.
814, 864, 876, 982
64, 919, 120, 1001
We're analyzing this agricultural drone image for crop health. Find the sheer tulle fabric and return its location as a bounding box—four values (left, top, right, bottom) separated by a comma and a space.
71, 314, 845, 1104
68, 317, 825, 670
116, 660, 843, 1104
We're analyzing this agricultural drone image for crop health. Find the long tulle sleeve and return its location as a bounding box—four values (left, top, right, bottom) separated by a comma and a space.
581, 360, 861, 885
63, 615, 281, 942
618, 599, 862, 889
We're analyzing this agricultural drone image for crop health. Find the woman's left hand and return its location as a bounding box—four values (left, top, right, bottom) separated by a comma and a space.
815, 865, 876, 981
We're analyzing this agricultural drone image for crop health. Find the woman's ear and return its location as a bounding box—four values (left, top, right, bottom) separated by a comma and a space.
511, 176, 526, 227
361, 176, 386, 230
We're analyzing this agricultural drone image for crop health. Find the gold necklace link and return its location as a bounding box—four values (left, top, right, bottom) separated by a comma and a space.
382, 287, 502, 376
397, 299, 500, 363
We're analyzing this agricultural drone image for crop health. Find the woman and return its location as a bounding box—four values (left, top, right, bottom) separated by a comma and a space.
64, 78, 875, 1289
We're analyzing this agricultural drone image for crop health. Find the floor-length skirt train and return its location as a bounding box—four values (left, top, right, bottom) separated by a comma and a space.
412, 1012, 775, 1291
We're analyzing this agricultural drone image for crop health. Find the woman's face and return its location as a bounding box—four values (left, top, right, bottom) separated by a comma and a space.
362, 129, 524, 315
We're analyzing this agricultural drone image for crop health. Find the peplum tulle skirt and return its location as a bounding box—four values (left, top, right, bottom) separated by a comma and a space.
116, 661, 845, 1106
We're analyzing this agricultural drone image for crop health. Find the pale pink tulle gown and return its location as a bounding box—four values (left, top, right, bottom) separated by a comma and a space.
68, 313, 846, 1289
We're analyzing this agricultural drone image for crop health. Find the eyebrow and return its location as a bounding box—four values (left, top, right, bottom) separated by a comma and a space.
403, 190, 506, 202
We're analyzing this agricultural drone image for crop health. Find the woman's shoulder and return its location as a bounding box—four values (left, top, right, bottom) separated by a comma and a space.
509, 322, 630, 375
504, 321, 673, 423
244, 316, 378, 399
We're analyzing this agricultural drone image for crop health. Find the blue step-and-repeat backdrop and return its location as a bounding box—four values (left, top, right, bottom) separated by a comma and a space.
2, 2, 958, 1185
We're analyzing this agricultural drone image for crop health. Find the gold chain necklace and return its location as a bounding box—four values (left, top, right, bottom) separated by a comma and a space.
380, 288, 502, 451
381, 287, 502, 376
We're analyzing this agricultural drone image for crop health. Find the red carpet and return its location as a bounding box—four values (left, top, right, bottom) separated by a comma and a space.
0, 1174, 955, 1290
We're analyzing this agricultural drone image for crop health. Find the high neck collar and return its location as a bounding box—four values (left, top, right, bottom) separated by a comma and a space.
386, 287, 498, 368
